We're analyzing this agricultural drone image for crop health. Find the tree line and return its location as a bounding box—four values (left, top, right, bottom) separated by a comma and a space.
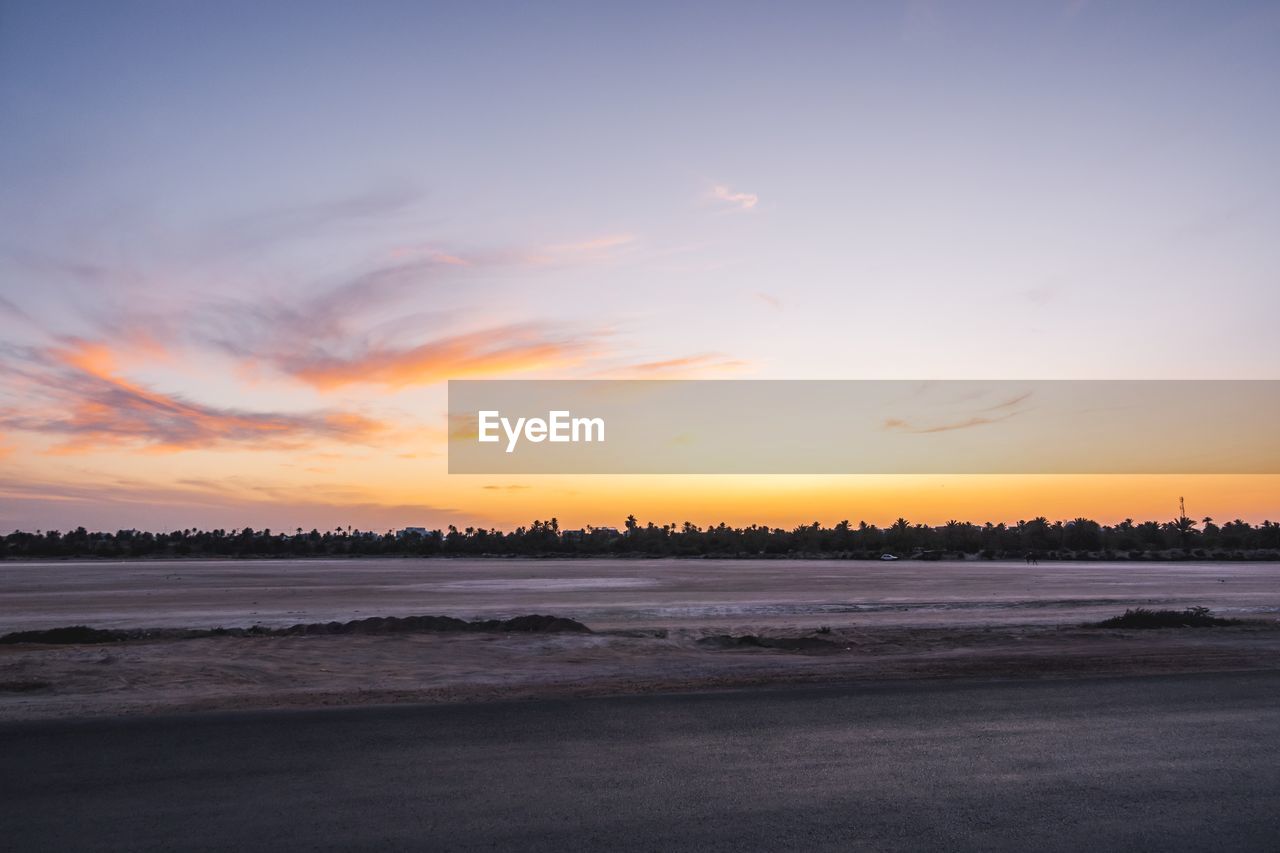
4, 512, 1280, 560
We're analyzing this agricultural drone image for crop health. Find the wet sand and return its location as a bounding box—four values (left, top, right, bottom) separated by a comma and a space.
3, 557, 1278, 631
2, 559, 1279, 720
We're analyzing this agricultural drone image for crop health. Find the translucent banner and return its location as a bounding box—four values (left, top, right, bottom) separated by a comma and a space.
447, 380, 1280, 474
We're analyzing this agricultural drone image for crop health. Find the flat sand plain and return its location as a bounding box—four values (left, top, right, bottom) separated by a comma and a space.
2, 558, 1279, 719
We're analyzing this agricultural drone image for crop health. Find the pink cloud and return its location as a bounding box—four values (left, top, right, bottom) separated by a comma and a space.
710, 185, 759, 211
0, 340, 388, 453
281, 324, 603, 390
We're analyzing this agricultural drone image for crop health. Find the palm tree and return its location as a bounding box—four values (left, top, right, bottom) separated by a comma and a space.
888, 517, 912, 552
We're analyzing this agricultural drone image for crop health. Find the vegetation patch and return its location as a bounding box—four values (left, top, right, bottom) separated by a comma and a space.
1092, 607, 1242, 629
7, 511, 1279, 560
0, 614, 590, 645
0, 680, 53, 692
0, 626, 125, 645
697, 633, 842, 652
275, 613, 590, 636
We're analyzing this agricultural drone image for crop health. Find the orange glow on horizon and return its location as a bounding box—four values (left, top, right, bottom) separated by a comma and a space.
429, 474, 1280, 530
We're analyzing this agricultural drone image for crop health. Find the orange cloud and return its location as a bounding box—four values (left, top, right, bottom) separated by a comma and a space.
448, 412, 480, 442
284, 325, 601, 390
54, 340, 118, 378
1, 341, 387, 453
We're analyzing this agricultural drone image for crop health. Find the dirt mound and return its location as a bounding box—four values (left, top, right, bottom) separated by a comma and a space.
697, 634, 842, 652
279, 615, 473, 636
474, 614, 592, 633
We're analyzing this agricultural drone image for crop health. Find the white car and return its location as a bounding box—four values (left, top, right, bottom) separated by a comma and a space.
880, 553, 899, 561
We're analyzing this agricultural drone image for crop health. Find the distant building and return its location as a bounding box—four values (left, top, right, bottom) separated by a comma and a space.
397, 526, 429, 538
562, 527, 619, 542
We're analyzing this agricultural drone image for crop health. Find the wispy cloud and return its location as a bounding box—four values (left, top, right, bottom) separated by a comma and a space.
1, 191, 733, 426
188, 235, 630, 390
0, 341, 388, 453
2, 188, 674, 398
199, 257, 457, 359
387, 245, 473, 266
753, 292, 783, 311
0, 294, 31, 321
280, 324, 603, 390
1019, 285, 1056, 306
11, 250, 624, 395
710, 184, 759, 211
980, 391, 1033, 412
524, 234, 638, 265
595, 352, 750, 379
883, 411, 1019, 434
389, 234, 638, 270
200, 185, 425, 255
544, 234, 636, 254
884, 390, 1030, 434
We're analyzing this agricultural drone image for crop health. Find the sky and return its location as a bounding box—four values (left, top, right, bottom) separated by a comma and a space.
1, 0, 1278, 533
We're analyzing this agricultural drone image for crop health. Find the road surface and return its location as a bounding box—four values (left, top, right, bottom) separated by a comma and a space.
3, 671, 1279, 851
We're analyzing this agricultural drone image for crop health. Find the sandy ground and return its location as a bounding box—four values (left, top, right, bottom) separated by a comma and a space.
2, 559, 1279, 720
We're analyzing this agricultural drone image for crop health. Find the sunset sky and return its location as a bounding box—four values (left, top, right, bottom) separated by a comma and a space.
2, 0, 1278, 532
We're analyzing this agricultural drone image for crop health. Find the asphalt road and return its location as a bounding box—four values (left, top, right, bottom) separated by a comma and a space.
3, 671, 1280, 852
